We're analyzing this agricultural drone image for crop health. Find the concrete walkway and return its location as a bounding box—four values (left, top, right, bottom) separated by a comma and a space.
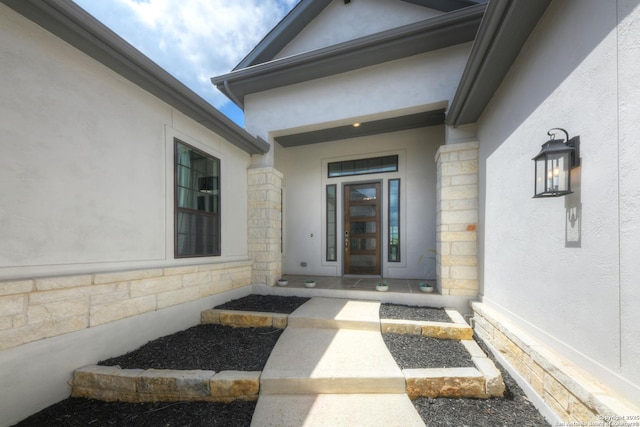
251, 297, 426, 427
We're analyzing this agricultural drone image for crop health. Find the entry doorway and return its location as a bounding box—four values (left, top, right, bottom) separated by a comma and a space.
344, 182, 381, 275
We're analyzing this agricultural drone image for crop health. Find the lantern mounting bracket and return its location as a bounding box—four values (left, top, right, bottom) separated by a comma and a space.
547, 128, 580, 168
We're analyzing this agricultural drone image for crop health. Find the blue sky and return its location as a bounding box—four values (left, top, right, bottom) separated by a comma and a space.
72, 0, 300, 126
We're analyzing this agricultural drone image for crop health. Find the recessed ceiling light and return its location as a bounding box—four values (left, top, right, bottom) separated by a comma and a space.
353, 122, 361, 128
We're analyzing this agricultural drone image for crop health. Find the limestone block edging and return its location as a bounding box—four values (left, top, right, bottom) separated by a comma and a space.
380, 319, 473, 340
71, 365, 260, 402
471, 301, 640, 424
404, 367, 486, 399
201, 309, 288, 329
402, 338, 505, 399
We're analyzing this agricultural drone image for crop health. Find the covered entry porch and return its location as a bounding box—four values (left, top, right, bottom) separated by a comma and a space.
247, 136, 480, 301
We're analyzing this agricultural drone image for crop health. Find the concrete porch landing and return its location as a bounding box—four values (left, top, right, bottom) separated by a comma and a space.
252, 297, 425, 426
251, 275, 474, 316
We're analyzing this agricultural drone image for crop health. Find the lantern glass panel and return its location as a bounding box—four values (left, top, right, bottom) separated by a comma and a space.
534, 151, 571, 197
535, 158, 547, 196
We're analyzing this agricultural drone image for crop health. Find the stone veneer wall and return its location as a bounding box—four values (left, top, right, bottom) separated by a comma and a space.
247, 167, 283, 286
435, 141, 479, 296
472, 302, 640, 424
0, 260, 252, 352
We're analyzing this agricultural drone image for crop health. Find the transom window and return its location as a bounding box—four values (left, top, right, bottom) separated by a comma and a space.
174, 139, 220, 258
328, 155, 398, 178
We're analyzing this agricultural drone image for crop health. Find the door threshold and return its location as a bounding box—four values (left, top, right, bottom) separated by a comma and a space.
343, 275, 382, 279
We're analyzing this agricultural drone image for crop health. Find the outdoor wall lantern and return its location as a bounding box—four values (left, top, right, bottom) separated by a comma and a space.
532, 128, 580, 198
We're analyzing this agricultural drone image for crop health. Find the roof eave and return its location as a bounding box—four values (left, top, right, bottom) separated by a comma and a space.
237, 0, 488, 70
212, 3, 486, 109
1, 0, 269, 155
446, 0, 552, 127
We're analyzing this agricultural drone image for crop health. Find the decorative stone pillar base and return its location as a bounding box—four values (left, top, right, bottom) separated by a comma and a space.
435, 141, 479, 296
247, 167, 283, 286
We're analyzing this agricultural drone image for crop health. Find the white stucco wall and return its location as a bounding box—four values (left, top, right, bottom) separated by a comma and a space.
246, 43, 471, 146
275, 126, 442, 279
276, 0, 442, 59
477, 0, 640, 401
0, 5, 251, 281
617, 0, 640, 400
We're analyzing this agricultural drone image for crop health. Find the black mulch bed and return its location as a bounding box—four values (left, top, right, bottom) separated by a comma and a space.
214, 294, 310, 314
384, 333, 474, 369
14, 399, 255, 427
380, 303, 452, 323
413, 338, 550, 427
99, 324, 282, 371
14, 295, 549, 427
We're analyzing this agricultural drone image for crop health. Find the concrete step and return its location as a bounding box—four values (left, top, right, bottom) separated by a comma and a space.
260, 327, 405, 394
287, 297, 381, 330
251, 393, 426, 427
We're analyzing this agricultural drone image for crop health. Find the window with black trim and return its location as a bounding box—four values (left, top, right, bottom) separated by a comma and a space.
328, 155, 398, 178
174, 139, 220, 257
388, 179, 400, 262
326, 184, 337, 261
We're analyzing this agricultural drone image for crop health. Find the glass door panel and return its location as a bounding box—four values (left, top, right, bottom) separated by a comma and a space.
344, 182, 381, 275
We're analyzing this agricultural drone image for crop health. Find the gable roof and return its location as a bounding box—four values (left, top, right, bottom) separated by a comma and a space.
235, 0, 486, 70
212, 3, 487, 109
214, 0, 551, 141
1, 0, 269, 155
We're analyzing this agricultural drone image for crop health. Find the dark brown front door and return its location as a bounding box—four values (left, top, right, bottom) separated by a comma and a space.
344, 182, 381, 275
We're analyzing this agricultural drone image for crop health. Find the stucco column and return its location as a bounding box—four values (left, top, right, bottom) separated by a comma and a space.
247, 167, 283, 286
435, 141, 479, 296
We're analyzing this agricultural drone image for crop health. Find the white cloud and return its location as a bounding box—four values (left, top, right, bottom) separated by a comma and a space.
72, 0, 299, 114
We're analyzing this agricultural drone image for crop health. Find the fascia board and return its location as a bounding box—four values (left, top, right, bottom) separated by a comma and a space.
1, 0, 269, 155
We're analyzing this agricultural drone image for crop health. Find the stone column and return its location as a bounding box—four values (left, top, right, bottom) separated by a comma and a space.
247, 167, 283, 286
435, 141, 479, 296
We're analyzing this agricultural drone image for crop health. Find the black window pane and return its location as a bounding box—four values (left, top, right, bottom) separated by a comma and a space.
175, 139, 220, 258
328, 155, 398, 178
176, 211, 219, 257
342, 160, 355, 176
326, 184, 337, 261
328, 163, 341, 177
355, 159, 368, 174
368, 157, 382, 173
388, 179, 400, 262
383, 156, 398, 172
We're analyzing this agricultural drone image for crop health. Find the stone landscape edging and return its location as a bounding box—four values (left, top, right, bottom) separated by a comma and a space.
71, 365, 260, 402
201, 309, 288, 328
402, 338, 505, 399
380, 319, 473, 340
70, 306, 504, 402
